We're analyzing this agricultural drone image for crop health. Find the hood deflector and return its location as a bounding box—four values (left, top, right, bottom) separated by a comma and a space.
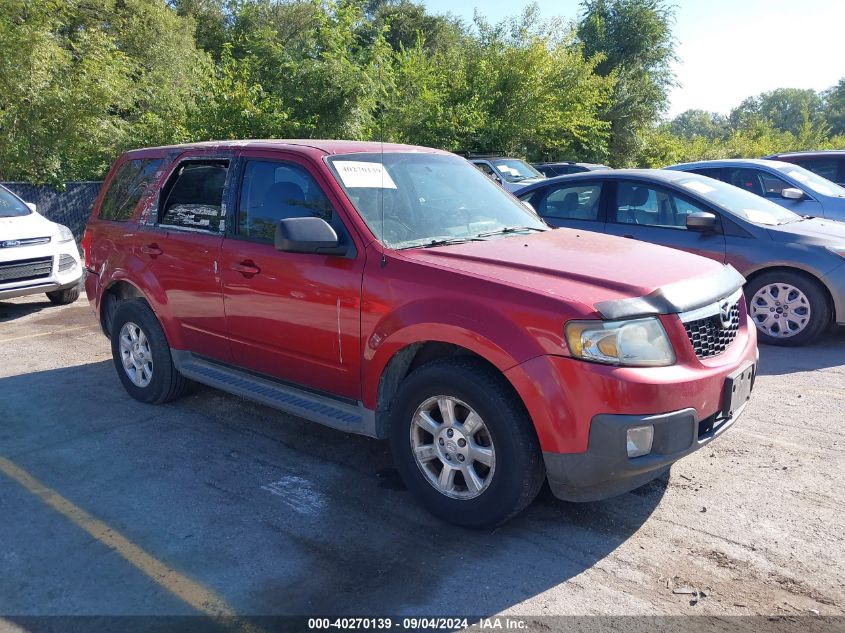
594, 265, 746, 320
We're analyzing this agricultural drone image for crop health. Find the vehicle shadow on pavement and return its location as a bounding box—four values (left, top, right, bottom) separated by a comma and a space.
756, 327, 845, 376
0, 360, 666, 617
0, 298, 56, 322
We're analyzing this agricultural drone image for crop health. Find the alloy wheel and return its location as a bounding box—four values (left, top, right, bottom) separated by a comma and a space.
119, 321, 154, 388
409, 396, 496, 500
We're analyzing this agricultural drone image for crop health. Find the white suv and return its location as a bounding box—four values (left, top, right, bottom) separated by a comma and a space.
0, 184, 83, 304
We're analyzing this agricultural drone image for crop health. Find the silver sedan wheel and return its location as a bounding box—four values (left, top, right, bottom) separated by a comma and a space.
749, 283, 811, 338
119, 321, 154, 388
410, 396, 496, 500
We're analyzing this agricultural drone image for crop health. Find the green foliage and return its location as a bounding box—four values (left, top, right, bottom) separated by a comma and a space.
577, 0, 677, 166
1, 0, 843, 185
380, 7, 613, 160
823, 78, 845, 136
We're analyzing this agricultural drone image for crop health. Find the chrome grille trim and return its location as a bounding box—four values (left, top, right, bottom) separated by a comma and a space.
678, 288, 744, 324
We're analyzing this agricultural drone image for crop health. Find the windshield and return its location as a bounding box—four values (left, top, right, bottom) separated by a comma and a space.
0, 186, 32, 218
773, 163, 845, 198
327, 152, 548, 249
491, 159, 543, 182
677, 176, 802, 226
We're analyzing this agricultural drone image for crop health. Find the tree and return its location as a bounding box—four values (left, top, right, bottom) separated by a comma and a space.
729, 88, 826, 136
823, 78, 845, 136
577, 0, 676, 166
0, 0, 208, 184
380, 6, 613, 160
668, 109, 729, 141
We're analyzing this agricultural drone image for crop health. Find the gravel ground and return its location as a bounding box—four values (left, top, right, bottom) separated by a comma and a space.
0, 293, 843, 620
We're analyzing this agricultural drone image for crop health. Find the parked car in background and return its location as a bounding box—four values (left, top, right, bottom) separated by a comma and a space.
515, 170, 845, 346
469, 156, 545, 192
84, 140, 757, 527
533, 161, 611, 177
0, 184, 82, 304
765, 150, 845, 186
666, 159, 845, 221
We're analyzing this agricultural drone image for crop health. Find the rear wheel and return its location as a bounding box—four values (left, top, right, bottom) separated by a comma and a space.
46, 286, 79, 305
745, 271, 830, 346
110, 299, 188, 403
389, 358, 544, 528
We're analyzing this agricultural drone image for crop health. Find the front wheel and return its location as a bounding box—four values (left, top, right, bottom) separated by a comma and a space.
46, 286, 80, 305
389, 358, 544, 528
745, 271, 830, 346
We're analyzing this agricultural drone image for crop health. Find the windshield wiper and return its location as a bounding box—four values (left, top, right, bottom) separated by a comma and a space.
421, 236, 486, 248
474, 226, 548, 239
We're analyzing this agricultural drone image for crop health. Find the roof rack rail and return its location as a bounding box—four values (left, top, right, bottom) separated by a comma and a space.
454, 151, 508, 159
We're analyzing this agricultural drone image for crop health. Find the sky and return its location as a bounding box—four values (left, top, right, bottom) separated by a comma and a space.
420, 0, 845, 119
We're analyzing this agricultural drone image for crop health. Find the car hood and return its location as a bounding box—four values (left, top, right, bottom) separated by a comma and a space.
399, 229, 741, 318
767, 217, 845, 244
0, 211, 57, 241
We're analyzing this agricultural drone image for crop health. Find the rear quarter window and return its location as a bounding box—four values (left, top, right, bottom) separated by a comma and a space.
98, 158, 164, 222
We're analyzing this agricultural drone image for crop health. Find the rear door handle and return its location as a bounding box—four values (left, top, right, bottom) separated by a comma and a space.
230, 260, 261, 277
141, 243, 163, 257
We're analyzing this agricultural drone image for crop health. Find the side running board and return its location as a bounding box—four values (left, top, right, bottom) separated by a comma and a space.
171, 350, 379, 438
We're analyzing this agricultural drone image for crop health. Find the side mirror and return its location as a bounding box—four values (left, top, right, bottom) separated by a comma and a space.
781, 187, 804, 200
25, 202, 37, 212
686, 211, 718, 232
275, 217, 346, 255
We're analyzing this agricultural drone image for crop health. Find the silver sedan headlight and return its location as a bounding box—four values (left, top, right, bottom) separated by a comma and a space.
565, 317, 676, 367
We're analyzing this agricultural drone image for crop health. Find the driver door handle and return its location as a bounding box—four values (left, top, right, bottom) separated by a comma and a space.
230, 260, 260, 277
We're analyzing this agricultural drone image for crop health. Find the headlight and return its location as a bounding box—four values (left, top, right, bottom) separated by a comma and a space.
564, 317, 675, 367
57, 224, 74, 243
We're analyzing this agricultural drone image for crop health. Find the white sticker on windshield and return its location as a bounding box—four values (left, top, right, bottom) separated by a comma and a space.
681, 180, 716, 194
334, 161, 397, 189
743, 209, 778, 225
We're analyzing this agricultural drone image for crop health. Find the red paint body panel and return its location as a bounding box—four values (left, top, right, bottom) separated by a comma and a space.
85, 140, 758, 460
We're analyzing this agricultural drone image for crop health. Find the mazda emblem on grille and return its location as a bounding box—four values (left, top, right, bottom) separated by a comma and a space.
718, 300, 732, 329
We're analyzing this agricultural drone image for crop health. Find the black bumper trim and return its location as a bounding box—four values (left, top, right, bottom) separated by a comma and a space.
544, 405, 743, 502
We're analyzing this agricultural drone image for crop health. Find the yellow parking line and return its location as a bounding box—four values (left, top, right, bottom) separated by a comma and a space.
0, 325, 96, 343
0, 457, 253, 627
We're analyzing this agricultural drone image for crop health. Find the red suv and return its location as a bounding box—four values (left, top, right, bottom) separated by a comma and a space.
84, 141, 758, 527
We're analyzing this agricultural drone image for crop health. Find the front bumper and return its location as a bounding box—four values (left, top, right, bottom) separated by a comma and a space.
543, 401, 748, 502
0, 242, 83, 300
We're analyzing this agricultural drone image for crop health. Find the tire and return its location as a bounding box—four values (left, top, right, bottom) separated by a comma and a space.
46, 286, 80, 305
745, 270, 830, 346
389, 357, 544, 528
110, 299, 188, 404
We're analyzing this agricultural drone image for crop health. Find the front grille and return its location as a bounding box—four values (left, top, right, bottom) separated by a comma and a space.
683, 300, 741, 359
58, 254, 76, 272
0, 256, 53, 283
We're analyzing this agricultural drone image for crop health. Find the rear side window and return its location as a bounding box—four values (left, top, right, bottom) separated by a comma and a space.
160, 161, 228, 232
793, 157, 839, 183
237, 160, 335, 242
99, 158, 163, 222
689, 167, 722, 180
536, 183, 603, 221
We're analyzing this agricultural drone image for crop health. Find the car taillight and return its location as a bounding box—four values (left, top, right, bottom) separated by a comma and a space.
81, 229, 92, 270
